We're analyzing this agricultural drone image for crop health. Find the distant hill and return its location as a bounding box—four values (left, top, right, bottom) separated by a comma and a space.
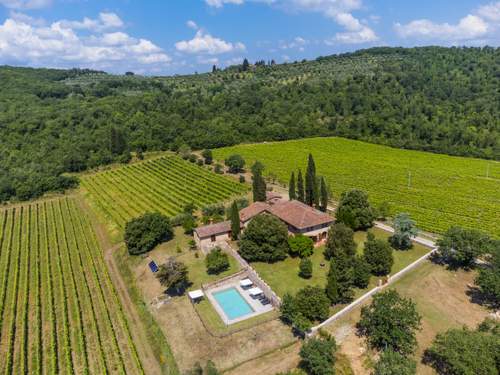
0, 46, 499, 202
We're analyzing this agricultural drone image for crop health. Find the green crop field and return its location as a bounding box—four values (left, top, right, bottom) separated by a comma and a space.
81, 155, 248, 228
0, 197, 144, 374
214, 137, 500, 236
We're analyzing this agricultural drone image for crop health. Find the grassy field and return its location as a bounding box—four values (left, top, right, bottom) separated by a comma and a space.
323, 261, 490, 375
81, 155, 248, 229
253, 227, 430, 297
0, 197, 144, 374
214, 137, 500, 235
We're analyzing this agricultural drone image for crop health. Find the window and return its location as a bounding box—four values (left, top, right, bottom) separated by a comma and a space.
211, 235, 216, 242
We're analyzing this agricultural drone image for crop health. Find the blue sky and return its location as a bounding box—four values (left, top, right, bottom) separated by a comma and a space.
0, 0, 499, 75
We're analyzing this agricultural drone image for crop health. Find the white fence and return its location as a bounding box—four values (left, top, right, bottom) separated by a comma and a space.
309, 246, 437, 335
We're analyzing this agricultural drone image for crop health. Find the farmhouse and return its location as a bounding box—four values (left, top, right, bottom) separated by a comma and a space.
194, 195, 333, 249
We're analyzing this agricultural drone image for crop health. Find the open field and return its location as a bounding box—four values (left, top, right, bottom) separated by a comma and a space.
81, 155, 248, 229
253, 227, 430, 298
0, 197, 144, 374
324, 261, 490, 375
118, 230, 294, 372
214, 137, 500, 235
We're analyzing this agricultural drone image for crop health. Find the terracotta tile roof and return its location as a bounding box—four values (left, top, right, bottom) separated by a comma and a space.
266, 191, 282, 201
268, 200, 333, 230
194, 220, 231, 238
239, 202, 270, 223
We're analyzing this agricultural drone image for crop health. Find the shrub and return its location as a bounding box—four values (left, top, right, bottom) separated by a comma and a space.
289, 234, 314, 258
335, 189, 375, 230
201, 149, 213, 164
374, 350, 416, 375
326, 252, 354, 304
299, 257, 313, 279
224, 154, 245, 173
475, 242, 500, 306
363, 233, 393, 276
188, 154, 198, 163
205, 248, 230, 274
239, 174, 246, 183
389, 213, 418, 250
358, 290, 421, 355
299, 336, 337, 375
280, 287, 330, 333
239, 214, 289, 262
197, 159, 204, 166
125, 212, 173, 255
324, 223, 356, 259
214, 163, 223, 174
182, 215, 197, 234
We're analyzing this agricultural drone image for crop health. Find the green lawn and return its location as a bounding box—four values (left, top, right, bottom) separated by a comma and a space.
253, 227, 431, 298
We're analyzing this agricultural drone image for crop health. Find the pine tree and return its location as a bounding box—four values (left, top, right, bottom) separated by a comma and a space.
305, 154, 316, 206
242, 58, 250, 71
320, 177, 329, 212
297, 169, 305, 203
289, 172, 296, 200
230, 201, 240, 239
325, 265, 339, 303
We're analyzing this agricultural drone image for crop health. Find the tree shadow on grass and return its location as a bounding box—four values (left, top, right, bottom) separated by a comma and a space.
465, 284, 498, 310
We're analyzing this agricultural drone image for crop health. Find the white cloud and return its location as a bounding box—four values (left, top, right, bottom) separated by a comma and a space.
186, 20, 198, 30
395, 14, 489, 41
395, 2, 500, 43
280, 36, 308, 51
59, 12, 124, 32
0, 14, 171, 73
0, 0, 51, 9
205, 0, 245, 7
209, 0, 377, 45
175, 29, 245, 55
477, 2, 500, 22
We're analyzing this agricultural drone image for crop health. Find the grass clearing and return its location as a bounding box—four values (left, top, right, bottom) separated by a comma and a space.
214, 137, 500, 235
253, 227, 430, 298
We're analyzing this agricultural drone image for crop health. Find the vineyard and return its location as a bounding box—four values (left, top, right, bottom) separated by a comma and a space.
81, 155, 248, 228
0, 197, 144, 374
214, 137, 500, 236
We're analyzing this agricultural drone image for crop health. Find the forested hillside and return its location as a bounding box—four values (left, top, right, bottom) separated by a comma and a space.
1, 46, 499, 202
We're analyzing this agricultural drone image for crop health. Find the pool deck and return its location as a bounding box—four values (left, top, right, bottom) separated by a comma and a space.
206, 280, 274, 325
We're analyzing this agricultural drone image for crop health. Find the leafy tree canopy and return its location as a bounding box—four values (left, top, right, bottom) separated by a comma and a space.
363, 232, 393, 276
239, 214, 289, 262
374, 350, 416, 375
289, 234, 314, 258
299, 336, 337, 375
124, 212, 173, 255
224, 154, 245, 173
358, 289, 421, 355
324, 223, 356, 260
335, 190, 375, 231
205, 248, 230, 275
157, 258, 190, 294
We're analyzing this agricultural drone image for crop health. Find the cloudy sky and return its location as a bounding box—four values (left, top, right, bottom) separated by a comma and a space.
0, 0, 499, 75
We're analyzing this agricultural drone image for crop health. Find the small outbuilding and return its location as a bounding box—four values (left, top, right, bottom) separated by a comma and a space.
188, 289, 204, 302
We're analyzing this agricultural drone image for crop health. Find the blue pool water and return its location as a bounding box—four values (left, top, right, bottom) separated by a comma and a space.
212, 287, 254, 320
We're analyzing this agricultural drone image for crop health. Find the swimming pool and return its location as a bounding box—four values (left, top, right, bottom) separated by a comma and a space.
212, 287, 254, 320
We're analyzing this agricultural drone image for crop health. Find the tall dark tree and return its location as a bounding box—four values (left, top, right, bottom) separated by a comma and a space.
324, 223, 357, 260
289, 172, 296, 200
364, 232, 394, 276
319, 177, 329, 212
297, 169, 305, 203
242, 58, 250, 71
252, 161, 267, 202
305, 154, 317, 206
230, 200, 241, 239
326, 252, 354, 304
109, 126, 127, 155
336, 189, 375, 230
299, 336, 337, 375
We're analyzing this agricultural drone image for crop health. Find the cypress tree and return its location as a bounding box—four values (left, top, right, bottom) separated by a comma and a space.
327, 252, 355, 304
305, 154, 316, 206
320, 177, 329, 212
252, 162, 267, 202
297, 170, 305, 203
230, 201, 240, 239
289, 172, 296, 200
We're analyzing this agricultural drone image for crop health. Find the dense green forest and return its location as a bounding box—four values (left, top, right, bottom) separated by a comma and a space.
0, 46, 499, 202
